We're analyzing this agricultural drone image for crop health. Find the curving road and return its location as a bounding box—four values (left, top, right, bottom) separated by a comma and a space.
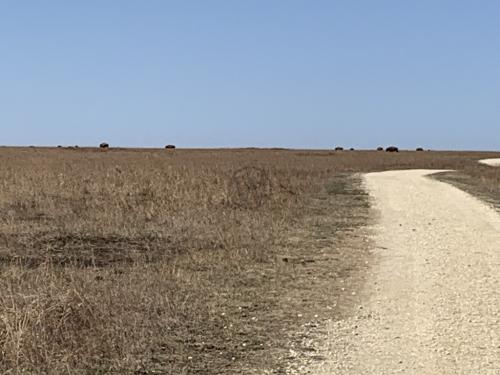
479, 158, 500, 167
316, 169, 500, 374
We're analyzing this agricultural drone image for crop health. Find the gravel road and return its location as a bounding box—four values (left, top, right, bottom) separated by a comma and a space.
479, 158, 500, 167
315, 169, 500, 374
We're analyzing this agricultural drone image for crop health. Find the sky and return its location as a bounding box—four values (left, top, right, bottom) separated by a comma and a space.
1, 1, 499, 150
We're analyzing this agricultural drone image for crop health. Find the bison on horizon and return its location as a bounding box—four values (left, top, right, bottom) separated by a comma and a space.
165, 145, 176, 149
386, 146, 399, 152
377, 147, 384, 151
100, 143, 109, 149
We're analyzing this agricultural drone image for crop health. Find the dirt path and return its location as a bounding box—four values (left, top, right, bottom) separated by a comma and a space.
315, 169, 500, 374
479, 158, 500, 167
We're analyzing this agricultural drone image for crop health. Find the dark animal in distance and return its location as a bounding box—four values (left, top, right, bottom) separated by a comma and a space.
165, 145, 176, 149
377, 147, 384, 151
100, 143, 109, 149
349, 148, 355, 151
334, 147, 344, 151
386, 146, 399, 152
416, 147, 424, 151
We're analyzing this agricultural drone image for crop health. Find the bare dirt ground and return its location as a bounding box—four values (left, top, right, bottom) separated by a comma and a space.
314, 169, 500, 374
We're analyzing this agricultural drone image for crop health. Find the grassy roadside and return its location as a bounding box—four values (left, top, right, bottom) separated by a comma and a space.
1, 148, 499, 374
0, 149, 372, 374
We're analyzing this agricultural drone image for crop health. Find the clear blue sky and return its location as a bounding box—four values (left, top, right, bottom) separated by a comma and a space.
1, 1, 499, 150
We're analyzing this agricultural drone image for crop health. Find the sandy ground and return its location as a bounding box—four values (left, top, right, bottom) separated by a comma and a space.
314, 169, 500, 374
479, 158, 500, 166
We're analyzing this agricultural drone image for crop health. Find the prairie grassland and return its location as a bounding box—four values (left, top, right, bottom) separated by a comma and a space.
0, 147, 498, 374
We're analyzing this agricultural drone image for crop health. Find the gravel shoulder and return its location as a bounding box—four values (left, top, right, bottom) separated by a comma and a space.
314, 169, 500, 374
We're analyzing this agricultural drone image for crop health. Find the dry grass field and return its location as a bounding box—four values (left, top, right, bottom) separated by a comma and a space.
0, 147, 499, 374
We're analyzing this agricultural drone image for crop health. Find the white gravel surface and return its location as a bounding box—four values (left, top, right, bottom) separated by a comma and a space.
479, 159, 500, 167
315, 169, 500, 374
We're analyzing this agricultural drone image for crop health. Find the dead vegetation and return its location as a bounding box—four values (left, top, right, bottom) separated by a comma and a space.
0, 147, 499, 374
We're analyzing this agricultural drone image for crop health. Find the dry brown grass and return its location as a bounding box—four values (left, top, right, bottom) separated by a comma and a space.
0, 147, 499, 374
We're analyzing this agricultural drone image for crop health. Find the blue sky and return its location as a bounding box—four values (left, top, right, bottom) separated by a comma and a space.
1, 1, 499, 149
